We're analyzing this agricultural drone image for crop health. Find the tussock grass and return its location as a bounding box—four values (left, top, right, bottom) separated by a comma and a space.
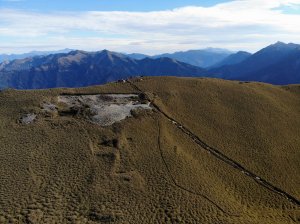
0, 77, 299, 223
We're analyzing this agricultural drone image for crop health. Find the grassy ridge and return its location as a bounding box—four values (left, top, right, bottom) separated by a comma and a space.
0, 77, 299, 223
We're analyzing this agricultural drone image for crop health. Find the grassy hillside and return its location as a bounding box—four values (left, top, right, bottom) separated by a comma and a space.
0, 77, 299, 223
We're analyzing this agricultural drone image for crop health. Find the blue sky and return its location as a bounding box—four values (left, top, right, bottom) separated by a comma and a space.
1, 0, 230, 11
1, 0, 300, 54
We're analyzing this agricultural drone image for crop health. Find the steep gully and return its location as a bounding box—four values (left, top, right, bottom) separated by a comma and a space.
127, 79, 300, 208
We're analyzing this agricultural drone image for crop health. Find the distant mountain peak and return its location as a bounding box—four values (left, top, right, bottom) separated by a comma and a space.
209, 41, 300, 85
236, 51, 251, 54
268, 41, 299, 50
68, 50, 87, 55
158, 57, 178, 63
209, 51, 251, 68
100, 49, 128, 59
202, 47, 233, 54
101, 49, 110, 54
273, 41, 286, 46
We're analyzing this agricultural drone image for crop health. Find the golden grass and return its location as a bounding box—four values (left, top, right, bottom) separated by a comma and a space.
0, 77, 299, 223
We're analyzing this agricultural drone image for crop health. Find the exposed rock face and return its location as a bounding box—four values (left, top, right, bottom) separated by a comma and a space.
19, 113, 37, 124
58, 94, 152, 126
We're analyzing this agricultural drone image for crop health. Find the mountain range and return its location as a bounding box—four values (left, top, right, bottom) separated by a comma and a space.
0, 50, 206, 89
0, 41, 300, 89
1, 48, 232, 68
209, 51, 252, 68
211, 42, 300, 85
0, 49, 73, 63
127, 48, 233, 68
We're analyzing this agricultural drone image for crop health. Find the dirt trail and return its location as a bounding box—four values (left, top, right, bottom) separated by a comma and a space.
127, 79, 300, 207
156, 120, 238, 216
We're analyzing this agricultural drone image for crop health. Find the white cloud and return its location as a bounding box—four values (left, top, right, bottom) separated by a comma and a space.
1, 0, 300, 54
